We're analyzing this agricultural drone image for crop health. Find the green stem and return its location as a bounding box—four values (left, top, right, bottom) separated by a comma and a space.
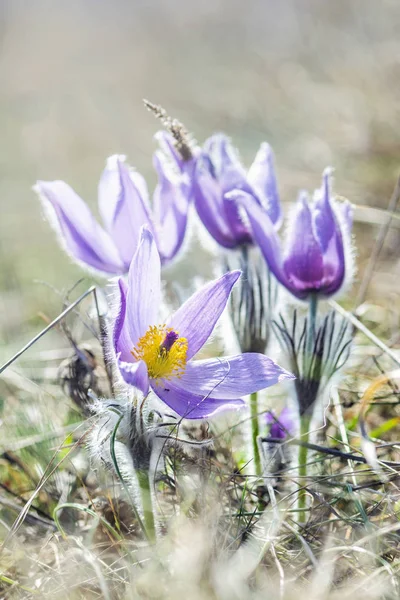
298, 414, 311, 525
250, 391, 262, 477
137, 470, 156, 543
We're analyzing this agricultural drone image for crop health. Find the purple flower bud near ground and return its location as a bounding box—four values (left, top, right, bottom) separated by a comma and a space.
112, 227, 294, 420
266, 407, 295, 440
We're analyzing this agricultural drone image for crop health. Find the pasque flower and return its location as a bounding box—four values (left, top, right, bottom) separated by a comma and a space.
234, 169, 353, 300
34, 153, 190, 276
193, 134, 282, 249
113, 227, 294, 419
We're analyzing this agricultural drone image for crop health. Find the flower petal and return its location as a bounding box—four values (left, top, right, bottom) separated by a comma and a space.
247, 143, 282, 227
313, 169, 339, 252
126, 227, 161, 345
193, 158, 237, 248
154, 131, 186, 172
35, 180, 124, 274
98, 156, 154, 269
168, 270, 241, 360
152, 379, 245, 419
313, 170, 345, 294
153, 151, 189, 264
204, 134, 249, 194
232, 190, 290, 289
172, 353, 294, 399
283, 193, 324, 295
118, 359, 149, 395
222, 193, 253, 245
113, 278, 133, 362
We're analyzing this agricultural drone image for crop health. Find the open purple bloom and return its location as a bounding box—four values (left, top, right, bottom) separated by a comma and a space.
193, 134, 282, 249
34, 154, 190, 276
266, 407, 295, 440
234, 169, 353, 300
113, 227, 294, 420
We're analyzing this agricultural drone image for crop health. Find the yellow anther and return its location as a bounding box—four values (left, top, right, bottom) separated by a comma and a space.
131, 325, 188, 381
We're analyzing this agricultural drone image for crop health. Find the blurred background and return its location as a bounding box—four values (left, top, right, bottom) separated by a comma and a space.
1, 0, 400, 352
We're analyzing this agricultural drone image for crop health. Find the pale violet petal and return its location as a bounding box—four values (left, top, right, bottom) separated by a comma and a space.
35, 180, 123, 275
168, 270, 241, 360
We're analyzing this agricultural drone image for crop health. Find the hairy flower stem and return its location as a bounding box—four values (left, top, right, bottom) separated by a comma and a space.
298, 295, 318, 524
307, 294, 318, 358
250, 391, 262, 476
137, 470, 156, 543
298, 414, 311, 525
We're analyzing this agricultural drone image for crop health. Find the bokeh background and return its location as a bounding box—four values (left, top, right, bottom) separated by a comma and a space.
1, 0, 400, 352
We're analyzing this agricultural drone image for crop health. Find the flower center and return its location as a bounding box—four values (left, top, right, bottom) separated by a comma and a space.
131, 325, 188, 381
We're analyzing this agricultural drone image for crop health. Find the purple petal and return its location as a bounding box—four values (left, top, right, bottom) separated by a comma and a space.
153, 151, 175, 224
232, 191, 291, 290
157, 198, 189, 265
35, 180, 124, 274
222, 194, 253, 245
204, 136, 254, 244
118, 359, 149, 395
113, 278, 133, 362
313, 170, 345, 294
247, 143, 282, 227
313, 170, 338, 252
204, 134, 235, 173
152, 378, 245, 419
155, 131, 186, 172
193, 159, 238, 248
98, 156, 154, 269
153, 151, 189, 263
170, 353, 294, 399
126, 227, 161, 346
205, 135, 242, 183
168, 270, 241, 360
283, 193, 324, 294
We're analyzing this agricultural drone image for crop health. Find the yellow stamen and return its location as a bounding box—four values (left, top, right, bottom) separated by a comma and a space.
131, 325, 188, 381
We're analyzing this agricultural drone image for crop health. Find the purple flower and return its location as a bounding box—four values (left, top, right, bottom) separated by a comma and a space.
266, 408, 295, 440
193, 134, 282, 249
113, 227, 294, 420
234, 169, 353, 300
34, 154, 190, 276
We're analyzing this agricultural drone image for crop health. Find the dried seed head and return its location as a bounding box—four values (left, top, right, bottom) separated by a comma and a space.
143, 99, 195, 161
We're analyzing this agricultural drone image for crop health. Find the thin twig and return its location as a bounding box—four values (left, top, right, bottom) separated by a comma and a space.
356, 176, 400, 307
329, 299, 400, 368
0, 286, 97, 375
331, 387, 358, 488
264, 436, 400, 468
